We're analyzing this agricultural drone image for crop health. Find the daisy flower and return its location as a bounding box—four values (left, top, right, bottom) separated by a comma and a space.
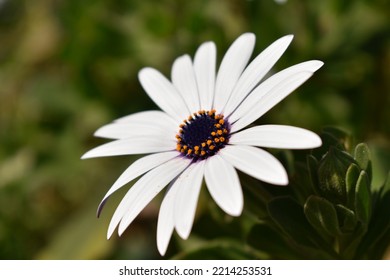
82, 33, 323, 255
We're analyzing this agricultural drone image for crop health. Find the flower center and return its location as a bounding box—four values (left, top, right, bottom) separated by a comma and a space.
176, 109, 230, 161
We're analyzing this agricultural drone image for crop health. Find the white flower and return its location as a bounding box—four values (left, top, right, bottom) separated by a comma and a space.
82, 33, 323, 255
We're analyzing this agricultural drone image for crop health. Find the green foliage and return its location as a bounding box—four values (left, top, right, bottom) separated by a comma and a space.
246, 129, 390, 259
304, 195, 341, 237
317, 146, 356, 204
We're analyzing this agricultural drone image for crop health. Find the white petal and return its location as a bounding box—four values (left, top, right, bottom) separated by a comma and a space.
204, 154, 243, 216
174, 160, 205, 239
194, 41, 216, 110
113, 110, 178, 125
156, 182, 178, 256
139, 68, 190, 121
172, 55, 200, 113
94, 121, 177, 140
223, 35, 294, 115
230, 60, 324, 132
97, 151, 180, 217
96, 110, 179, 140
114, 157, 190, 237
220, 145, 288, 185
107, 157, 190, 238
213, 33, 256, 112
229, 125, 322, 149
81, 137, 174, 159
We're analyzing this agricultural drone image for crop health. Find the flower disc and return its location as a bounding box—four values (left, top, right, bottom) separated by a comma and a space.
176, 110, 230, 161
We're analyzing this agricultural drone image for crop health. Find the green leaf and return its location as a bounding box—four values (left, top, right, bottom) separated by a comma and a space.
354, 171, 372, 224
319, 126, 352, 152
267, 197, 337, 258
345, 163, 360, 208
304, 195, 341, 237
354, 143, 372, 179
317, 147, 357, 204
335, 204, 357, 233
322, 127, 350, 143
355, 172, 390, 258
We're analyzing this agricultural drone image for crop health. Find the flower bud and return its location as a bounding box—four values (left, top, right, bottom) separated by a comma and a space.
317, 147, 357, 205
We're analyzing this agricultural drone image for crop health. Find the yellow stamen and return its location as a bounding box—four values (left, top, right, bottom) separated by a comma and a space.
207, 140, 212, 145
194, 146, 200, 151
187, 149, 193, 155
217, 130, 223, 135
208, 109, 216, 116
219, 137, 225, 142
211, 131, 216, 136
219, 119, 225, 125
209, 145, 215, 150
201, 142, 206, 148
201, 151, 206, 156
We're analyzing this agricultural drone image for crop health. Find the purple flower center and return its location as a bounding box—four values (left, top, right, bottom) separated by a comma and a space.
176, 110, 230, 161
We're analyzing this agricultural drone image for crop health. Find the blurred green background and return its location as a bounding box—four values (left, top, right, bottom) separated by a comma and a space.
0, 0, 389, 259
